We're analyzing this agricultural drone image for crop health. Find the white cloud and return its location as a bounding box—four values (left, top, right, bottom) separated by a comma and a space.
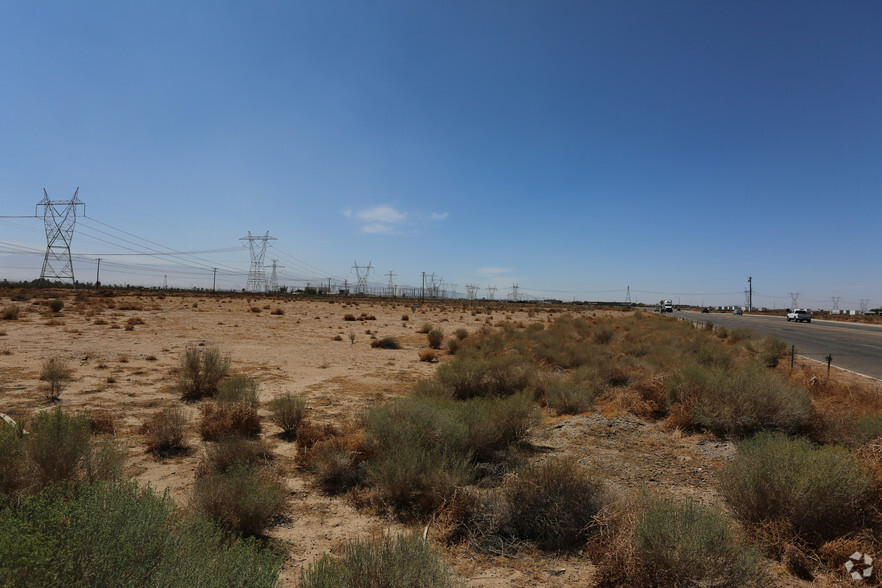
430, 212, 449, 220
478, 267, 511, 275
342, 207, 352, 218
356, 205, 406, 224
360, 223, 397, 234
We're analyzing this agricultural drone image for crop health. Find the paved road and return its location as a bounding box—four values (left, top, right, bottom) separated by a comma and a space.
674, 311, 882, 380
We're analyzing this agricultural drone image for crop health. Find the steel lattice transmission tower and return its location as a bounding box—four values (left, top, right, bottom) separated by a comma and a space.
860, 299, 870, 314
789, 292, 800, 309
509, 284, 520, 302
240, 231, 276, 292
625, 286, 631, 304
267, 260, 284, 292
352, 261, 373, 294
831, 296, 841, 311
486, 285, 497, 300
465, 284, 479, 300
36, 188, 85, 284
386, 271, 397, 297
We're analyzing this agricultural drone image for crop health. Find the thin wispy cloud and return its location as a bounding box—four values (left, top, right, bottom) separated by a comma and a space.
345, 205, 407, 234
430, 212, 449, 220
478, 267, 511, 275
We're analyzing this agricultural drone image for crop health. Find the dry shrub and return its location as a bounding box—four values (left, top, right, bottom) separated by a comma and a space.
197, 437, 273, 478
39, 357, 74, 401
418, 349, 437, 362
372, 337, 401, 350
176, 346, 230, 401
545, 375, 594, 415
88, 409, 116, 435
427, 329, 444, 349
270, 307, 284, 315
142, 406, 189, 456
297, 421, 370, 493
1, 304, 20, 320
343, 313, 357, 321
454, 328, 469, 340
267, 392, 306, 440
199, 402, 262, 441
417, 323, 433, 334
501, 457, 605, 551
215, 375, 259, 406
192, 464, 286, 537
249, 306, 261, 313
401, 314, 409, 321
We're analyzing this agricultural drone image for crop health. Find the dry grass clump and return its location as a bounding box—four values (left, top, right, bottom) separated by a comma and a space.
343, 313, 357, 321
142, 406, 189, 456
176, 346, 230, 401
39, 357, 74, 401
418, 349, 437, 362
48, 298, 64, 313
454, 328, 469, 340
1, 304, 20, 320
270, 307, 284, 315
371, 336, 401, 349
267, 392, 306, 440
199, 402, 262, 441
298, 422, 371, 494
718, 432, 872, 546
87, 409, 116, 435
544, 373, 595, 414
417, 323, 433, 334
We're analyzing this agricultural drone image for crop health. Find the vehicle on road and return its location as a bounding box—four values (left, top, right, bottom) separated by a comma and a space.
732, 308, 743, 316
659, 300, 673, 313
787, 308, 812, 323
701, 308, 710, 313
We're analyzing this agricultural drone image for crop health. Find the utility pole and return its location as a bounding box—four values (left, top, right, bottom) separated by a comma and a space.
212, 268, 217, 291
36, 187, 85, 285
95, 258, 101, 288
747, 277, 752, 312
421, 272, 426, 303
386, 271, 396, 297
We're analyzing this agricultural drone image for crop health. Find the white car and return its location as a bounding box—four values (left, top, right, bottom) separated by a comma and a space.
732, 308, 743, 315
787, 309, 811, 323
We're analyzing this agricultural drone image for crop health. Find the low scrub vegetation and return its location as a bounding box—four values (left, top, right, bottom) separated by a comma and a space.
39, 357, 74, 401
718, 432, 872, 545
215, 375, 259, 406
176, 346, 230, 401
0, 480, 282, 586
267, 392, 306, 440
199, 401, 262, 441
143, 406, 189, 456
191, 463, 286, 537
300, 533, 458, 588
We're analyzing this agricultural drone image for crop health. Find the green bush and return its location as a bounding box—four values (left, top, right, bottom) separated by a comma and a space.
852, 413, 882, 445
373, 336, 402, 349
176, 346, 230, 401
143, 406, 189, 456
759, 335, 789, 368
454, 328, 469, 340
427, 329, 444, 349
502, 458, 604, 551
691, 363, 812, 437
39, 357, 74, 401
215, 375, 259, 406
718, 432, 872, 544
446, 337, 461, 355
48, 298, 64, 313
267, 392, 306, 440
0, 424, 25, 500
192, 464, 287, 537
435, 354, 534, 400
634, 496, 764, 587
0, 480, 282, 586
26, 408, 93, 486
300, 534, 457, 588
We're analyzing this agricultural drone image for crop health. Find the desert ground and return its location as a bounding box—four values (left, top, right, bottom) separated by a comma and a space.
1, 288, 877, 586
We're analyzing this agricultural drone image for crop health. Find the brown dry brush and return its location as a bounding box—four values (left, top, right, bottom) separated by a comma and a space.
199, 402, 261, 441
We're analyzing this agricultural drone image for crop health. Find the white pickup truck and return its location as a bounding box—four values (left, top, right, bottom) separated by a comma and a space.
787, 308, 811, 323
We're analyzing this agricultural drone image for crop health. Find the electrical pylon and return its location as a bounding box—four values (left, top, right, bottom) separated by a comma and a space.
486, 285, 496, 300
831, 296, 841, 311
240, 231, 276, 292
36, 188, 85, 284
352, 261, 373, 294
860, 299, 870, 314
789, 292, 800, 309
509, 284, 520, 301
625, 286, 631, 304
386, 271, 396, 297
465, 284, 479, 300
267, 260, 284, 292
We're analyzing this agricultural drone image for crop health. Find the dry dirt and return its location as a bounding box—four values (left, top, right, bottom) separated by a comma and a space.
0, 291, 872, 586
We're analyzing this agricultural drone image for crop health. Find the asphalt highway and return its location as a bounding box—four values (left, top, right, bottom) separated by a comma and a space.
674, 311, 882, 380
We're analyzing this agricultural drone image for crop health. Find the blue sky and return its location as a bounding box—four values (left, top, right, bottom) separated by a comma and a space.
1, 1, 879, 309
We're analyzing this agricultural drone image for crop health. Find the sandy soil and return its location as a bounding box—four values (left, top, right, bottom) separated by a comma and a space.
0, 290, 872, 586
